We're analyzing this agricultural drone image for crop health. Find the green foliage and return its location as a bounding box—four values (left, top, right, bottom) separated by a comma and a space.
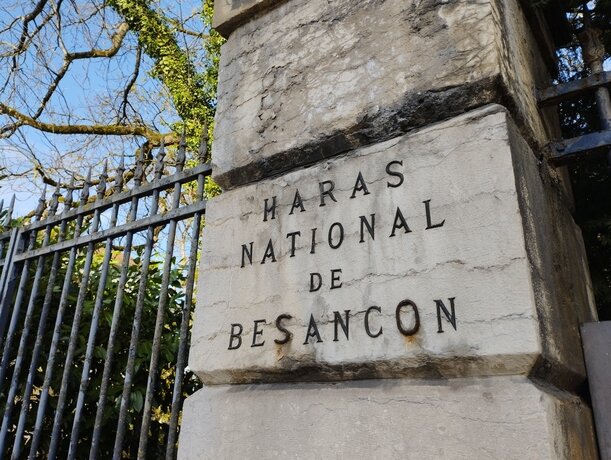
552, 1, 611, 319
204, 175, 222, 200
0, 2, 223, 449
108, 0, 224, 156
568, 150, 611, 321
0, 210, 23, 232
1, 244, 201, 458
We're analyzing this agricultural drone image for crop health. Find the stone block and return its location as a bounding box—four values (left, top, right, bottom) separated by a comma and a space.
177, 376, 597, 460
211, 0, 554, 189
507, 118, 598, 387
212, 0, 286, 37
189, 105, 596, 385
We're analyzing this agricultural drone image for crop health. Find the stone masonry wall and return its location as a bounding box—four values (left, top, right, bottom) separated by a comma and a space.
178, 0, 601, 458
211, 0, 554, 190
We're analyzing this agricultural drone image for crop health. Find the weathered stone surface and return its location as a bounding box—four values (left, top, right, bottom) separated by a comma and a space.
211, 0, 554, 189
189, 105, 596, 385
507, 119, 598, 388
177, 376, 597, 460
212, 0, 286, 37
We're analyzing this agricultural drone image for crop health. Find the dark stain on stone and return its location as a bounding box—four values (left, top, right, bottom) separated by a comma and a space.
199, 356, 505, 386
216, 75, 539, 190
218, 0, 290, 38
528, 355, 585, 392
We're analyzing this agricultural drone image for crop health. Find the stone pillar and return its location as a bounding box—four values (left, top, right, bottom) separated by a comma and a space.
179, 1, 599, 458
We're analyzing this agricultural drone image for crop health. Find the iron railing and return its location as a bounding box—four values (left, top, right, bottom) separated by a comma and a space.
540, 70, 611, 163
0, 136, 210, 459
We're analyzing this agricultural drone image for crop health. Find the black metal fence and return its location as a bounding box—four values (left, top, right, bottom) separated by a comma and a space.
0, 137, 209, 459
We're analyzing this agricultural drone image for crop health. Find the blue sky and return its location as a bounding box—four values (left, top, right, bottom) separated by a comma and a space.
0, 1, 609, 219
0, 0, 206, 218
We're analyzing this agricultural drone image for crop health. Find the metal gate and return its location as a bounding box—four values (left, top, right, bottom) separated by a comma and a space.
0, 137, 210, 459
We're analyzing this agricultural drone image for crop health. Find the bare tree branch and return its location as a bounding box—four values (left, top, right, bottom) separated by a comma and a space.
167, 17, 209, 39
67, 21, 128, 59
13, 0, 48, 60
0, 0, 218, 189
119, 43, 141, 123
1, 21, 138, 138
0, 102, 177, 144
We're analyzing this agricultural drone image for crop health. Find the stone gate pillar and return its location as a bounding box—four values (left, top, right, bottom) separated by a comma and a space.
179, 1, 600, 458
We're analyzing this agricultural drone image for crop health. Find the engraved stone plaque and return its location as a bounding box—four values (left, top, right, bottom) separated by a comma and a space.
190, 106, 554, 384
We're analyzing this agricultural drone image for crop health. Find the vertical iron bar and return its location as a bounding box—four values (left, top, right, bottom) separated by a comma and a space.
89, 157, 141, 460
0, 194, 15, 260
89, 158, 144, 460
47, 170, 102, 460
27, 178, 87, 459
113, 147, 166, 460
136, 140, 186, 459
0, 228, 19, 332
0, 196, 13, 261
165, 172, 205, 460
0, 197, 20, 349
0, 226, 20, 353
0, 188, 50, 455
6, 195, 15, 226
0, 228, 16, 295
11, 187, 65, 459
0, 199, 5, 259
0, 229, 37, 390
580, 4, 611, 164
67, 163, 120, 459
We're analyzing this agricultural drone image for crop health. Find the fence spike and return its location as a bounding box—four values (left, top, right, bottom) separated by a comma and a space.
97, 160, 109, 199
133, 152, 145, 188
80, 168, 92, 205
198, 133, 208, 164
6, 195, 15, 225
176, 131, 187, 171
64, 175, 75, 210
115, 154, 125, 193
0, 160, 211, 458
34, 185, 47, 220
49, 184, 61, 216
154, 139, 166, 179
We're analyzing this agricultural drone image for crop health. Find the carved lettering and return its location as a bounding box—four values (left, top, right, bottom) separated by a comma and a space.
396, 300, 420, 336
359, 214, 375, 243
274, 314, 293, 345
251, 320, 266, 347
330, 269, 342, 289
304, 314, 323, 344
261, 239, 277, 264
319, 180, 337, 207
328, 222, 344, 249
364, 306, 383, 338
263, 196, 277, 222
350, 172, 370, 198
386, 160, 404, 188
286, 231, 301, 257
241, 242, 253, 268
309, 273, 322, 292
390, 207, 411, 237
435, 297, 457, 333
333, 310, 351, 341
290, 190, 306, 215
228, 324, 243, 350
424, 199, 445, 229
310, 228, 317, 254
